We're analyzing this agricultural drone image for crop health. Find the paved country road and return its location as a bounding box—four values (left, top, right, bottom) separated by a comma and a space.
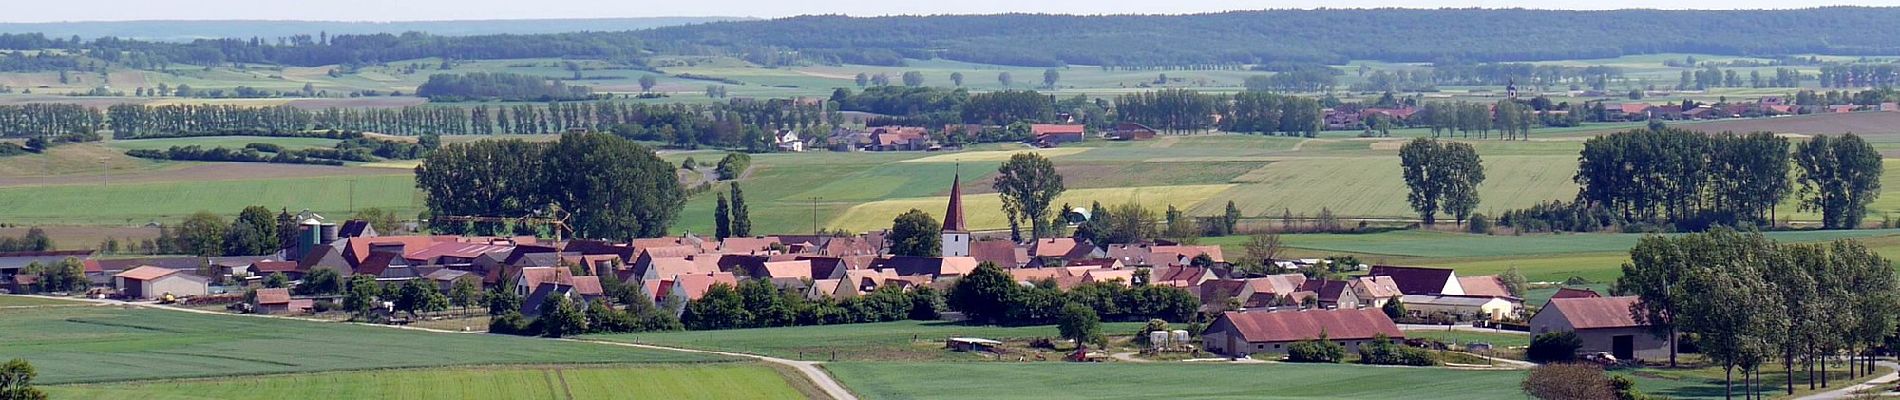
15, 295, 859, 400
1796, 360, 1899, 400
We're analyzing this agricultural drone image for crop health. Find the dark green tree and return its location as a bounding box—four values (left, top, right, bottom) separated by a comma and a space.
889, 209, 942, 257
1795, 133, 1883, 229
729, 184, 751, 237
714, 192, 731, 240
994, 152, 1066, 240
947, 262, 1017, 324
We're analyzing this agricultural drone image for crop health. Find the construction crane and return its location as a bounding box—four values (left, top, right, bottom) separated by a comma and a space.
430, 204, 573, 242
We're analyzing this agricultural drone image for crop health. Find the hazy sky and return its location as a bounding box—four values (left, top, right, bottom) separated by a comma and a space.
5, 0, 1900, 22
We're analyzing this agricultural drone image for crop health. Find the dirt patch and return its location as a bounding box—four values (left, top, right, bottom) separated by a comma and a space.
0, 226, 160, 250
0, 162, 407, 187
282, 97, 427, 109
1367, 140, 1407, 151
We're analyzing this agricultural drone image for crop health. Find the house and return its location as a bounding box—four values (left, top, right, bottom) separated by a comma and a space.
775, 130, 805, 152
1030, 124, 1087, 146
424, 269, 479, 293
1105, 244, 1223, 266
1366, 266, 1463, 295
1149, 265, 1216, 289
114, 266, 209, 300
870, 256, 979, 279
1107, 122, 1157, 141
1349, 276, 1404, 308
666, 272, 740, 302
1297, 279, 1362, 309
1202, 308, 1405, 357
1530, 296, 1672, 362
967, 240, 1027, 268
1029, 238, 1095, 262
251, 288, 294, 314
1398, 294, 1522, 321
1199, 274, 1308, 311
1081, 268, 1136, 286
626, 256, 722, 286
864, 126, 932, 151
247, 261, 302, 280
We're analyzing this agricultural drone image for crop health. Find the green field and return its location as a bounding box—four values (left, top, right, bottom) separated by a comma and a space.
589, 320, 1145, 361
0, 295, 84, 307
0, 305, 730, 384
0, 174, 419, 225
824, 362, 1528, 400
1402, 329, 1531, 349
46, 364, 807, 400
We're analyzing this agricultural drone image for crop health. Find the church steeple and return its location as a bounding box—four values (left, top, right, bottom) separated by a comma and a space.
943, 168, 968, 233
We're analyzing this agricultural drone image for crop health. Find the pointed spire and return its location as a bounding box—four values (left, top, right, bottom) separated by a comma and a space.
943, 165, 968, 233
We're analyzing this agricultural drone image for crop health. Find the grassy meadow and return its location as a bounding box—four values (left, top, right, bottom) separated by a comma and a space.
589, 320, 1147, 362
0, 305, 730, 384
46, 364, 810, 400
825, 362, 1528, 400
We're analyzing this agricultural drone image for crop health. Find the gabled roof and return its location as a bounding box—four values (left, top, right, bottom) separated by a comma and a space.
1366, 265, 1457, 295
760, 260, 816, 280
562, 239, 638, 261
254, 288, 291, 305
1302, 280, 1353, 303
671, 272, 739, 300
967, 240, 1022, 267
1400, 294, 1518, 307
1216, 308, 1404, 343
337, 220, 374, 238
568, 276, 604, 296
251, 261, 299, 274
100, 256, 205, 272
871, 256, 978, 277
1029, 238, 1081, 258
1150, 265, 1211, 287
1082, 269, 1135, 286
719, 237, 782, 253
405, 242, 514, 262
1552, 287, 1602, 299
1544, 296, 1644, 330
1458, 276, 1512, 297
641, 256, 723, 281
424, 268, 473, 282
516, 267, 574, 291
345, 235, 459, 266
1029, 124, 1086, 136
115, 266, 184, 281
1351, 276, 1403, 299
640, 245, 703, 259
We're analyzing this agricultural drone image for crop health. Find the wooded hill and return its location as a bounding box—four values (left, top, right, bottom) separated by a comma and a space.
636, 8, 1900, 66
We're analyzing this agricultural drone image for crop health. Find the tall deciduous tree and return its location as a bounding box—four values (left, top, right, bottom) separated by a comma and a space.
1400, 138, 1484, 225
950, 72, 965, 87
994, 152, 1066, 241
175, 211, 229, 257
1795, 133, 1883, 229
729, 184, 751, 237
948, 262, 1017, 324
889, 209, 942, 257
540, 133, 685, 239
0, 358, 47, 400
714, 192, 731, 240
1057, 302, 1104, 347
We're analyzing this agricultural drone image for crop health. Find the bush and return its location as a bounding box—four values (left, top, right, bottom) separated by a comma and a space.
1528, 331, 1583, 363
1522, 363, 1615, 400
1357, 335, 1436, 366
1467, 213, 1491, 234
312, 300, 337, 313
1286, 337, 1346, 363
488, 311, 532, 335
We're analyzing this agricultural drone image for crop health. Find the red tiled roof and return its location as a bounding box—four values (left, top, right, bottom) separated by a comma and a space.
345, 235, 460, 265
1552, 287, 1602, 299
1030, 238, 1080, 258
967, 240, 1021, 267
673, 272, 739, 300
719, 237, 783, 253
1546, 296, 1644, 330
254, 288, 291, 305
1029, 124, 1086, 136
1217, 308, 1404, 343
115, 266, 182, 281
568, 276, 604, 296
760, 260, 815, 280
251, 261, 299, 274
1458, 276, 1511, 297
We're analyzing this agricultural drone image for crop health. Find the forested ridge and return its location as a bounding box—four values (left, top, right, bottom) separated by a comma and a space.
636, 8, 1900, 66
5, 8, 1900, 70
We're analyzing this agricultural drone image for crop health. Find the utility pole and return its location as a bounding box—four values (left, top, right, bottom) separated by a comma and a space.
811, 196, 821, 235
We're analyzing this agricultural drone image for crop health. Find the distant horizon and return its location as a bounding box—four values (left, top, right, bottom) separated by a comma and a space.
4, 2, 1898, 24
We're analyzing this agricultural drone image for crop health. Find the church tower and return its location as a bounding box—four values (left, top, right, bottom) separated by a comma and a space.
941, 170, 970, 257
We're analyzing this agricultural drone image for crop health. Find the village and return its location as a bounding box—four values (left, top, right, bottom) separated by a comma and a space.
0, 167, 1675, 371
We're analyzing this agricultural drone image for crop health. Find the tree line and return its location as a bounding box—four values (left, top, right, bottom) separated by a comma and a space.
1569, 129, 1874, 231
1614, 229, 1898, 396
414, 72, 596, 102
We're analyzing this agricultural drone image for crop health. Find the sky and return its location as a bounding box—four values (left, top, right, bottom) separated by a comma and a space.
5, 0, 1900, 22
